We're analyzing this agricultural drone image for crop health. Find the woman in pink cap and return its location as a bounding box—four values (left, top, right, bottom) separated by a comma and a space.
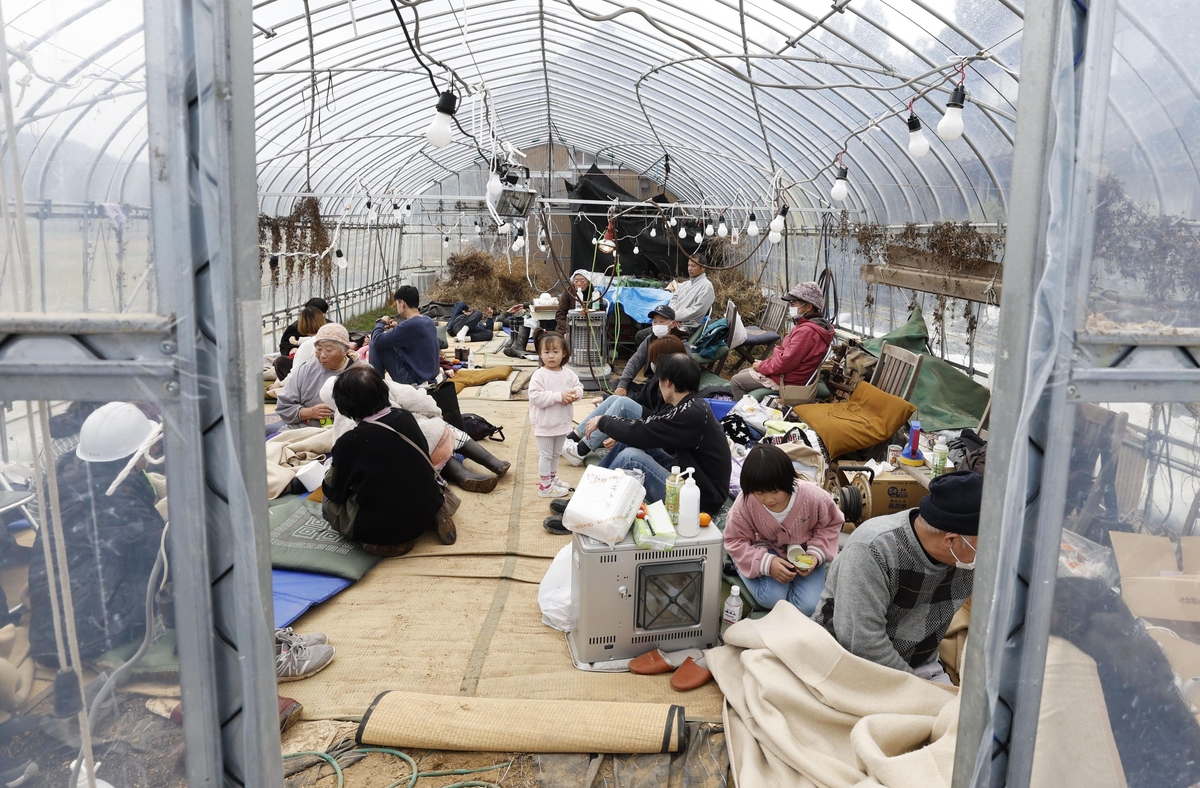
273, 323, 360, 432
729, 282, 833, 402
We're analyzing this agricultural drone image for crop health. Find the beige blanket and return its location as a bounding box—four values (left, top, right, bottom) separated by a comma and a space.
710, 602, 1125, 788
265, 427, 334, 499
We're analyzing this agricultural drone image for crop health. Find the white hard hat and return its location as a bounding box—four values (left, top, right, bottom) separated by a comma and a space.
76, 402, 156, 463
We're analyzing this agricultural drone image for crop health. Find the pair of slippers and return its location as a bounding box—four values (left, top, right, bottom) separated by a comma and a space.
628, 648, 713, 691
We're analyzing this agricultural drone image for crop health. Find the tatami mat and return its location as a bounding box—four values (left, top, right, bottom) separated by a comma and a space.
283, 396, 725, 723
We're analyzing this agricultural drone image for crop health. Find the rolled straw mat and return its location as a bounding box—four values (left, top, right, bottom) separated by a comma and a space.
357, 691, 687, 753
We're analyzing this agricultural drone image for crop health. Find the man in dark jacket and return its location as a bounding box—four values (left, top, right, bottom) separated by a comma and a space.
586, 354, 731, 514
370, 285, 442, 386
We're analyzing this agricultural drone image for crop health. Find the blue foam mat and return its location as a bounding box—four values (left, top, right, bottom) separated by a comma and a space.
272, 569, 353, 629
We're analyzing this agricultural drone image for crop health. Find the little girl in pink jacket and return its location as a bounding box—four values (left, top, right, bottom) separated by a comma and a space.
723, 444, 844, 615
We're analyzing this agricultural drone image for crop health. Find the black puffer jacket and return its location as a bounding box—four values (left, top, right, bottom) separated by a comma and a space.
29, 454, 165, 667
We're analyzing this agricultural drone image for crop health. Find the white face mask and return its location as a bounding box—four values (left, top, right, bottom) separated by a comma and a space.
948, 539, 976, 571
788, 306, 800, 319
651, 324, 670, 337
648, 362, 656, 372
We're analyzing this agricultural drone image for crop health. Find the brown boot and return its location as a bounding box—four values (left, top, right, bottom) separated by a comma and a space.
436, 510, 457, 545
459, 438, 511, 478
362, 540, 416, 557
442, 456, 498, 494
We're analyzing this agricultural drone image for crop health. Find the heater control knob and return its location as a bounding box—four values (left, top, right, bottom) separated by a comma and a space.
618, 586, 629, 598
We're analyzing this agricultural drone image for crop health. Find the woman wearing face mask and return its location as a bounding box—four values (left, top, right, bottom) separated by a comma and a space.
612, 305, 678, 398
729, 282, 834, 401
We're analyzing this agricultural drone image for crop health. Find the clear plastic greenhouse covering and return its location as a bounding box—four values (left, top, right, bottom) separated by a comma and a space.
1, 0, 1199, 786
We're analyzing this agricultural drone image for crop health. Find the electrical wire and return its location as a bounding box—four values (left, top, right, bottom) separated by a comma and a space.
283, 751, 346, 788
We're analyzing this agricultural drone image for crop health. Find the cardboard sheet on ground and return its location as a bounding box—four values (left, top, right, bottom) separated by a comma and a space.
862, 304, 990, 432
272, 569, 352, 629
281, 399, 724, 724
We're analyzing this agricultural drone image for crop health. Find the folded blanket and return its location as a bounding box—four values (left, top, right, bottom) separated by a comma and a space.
710, 602, 1125, 788
451, 365, 513, 394
265, 427, 334, 499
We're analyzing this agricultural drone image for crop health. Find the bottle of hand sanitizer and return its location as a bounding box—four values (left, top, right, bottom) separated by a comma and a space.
676, 469, 700, 538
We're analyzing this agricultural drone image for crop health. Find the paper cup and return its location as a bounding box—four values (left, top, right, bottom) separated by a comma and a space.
294, 460, 325, 492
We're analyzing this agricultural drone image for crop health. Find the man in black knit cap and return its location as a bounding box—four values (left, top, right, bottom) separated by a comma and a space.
812, 470, 982, 684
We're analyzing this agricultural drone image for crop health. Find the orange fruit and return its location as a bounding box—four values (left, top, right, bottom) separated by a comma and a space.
699, 512, 712, 527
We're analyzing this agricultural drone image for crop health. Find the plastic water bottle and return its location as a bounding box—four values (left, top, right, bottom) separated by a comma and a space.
677, 469, 700, 538
931, 436, 949, 477
665, 466, 683, 525
720, 586, 744, 639
467, 349, 476, 369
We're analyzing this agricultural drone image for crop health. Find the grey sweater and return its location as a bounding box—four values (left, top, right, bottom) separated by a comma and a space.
670, 273, 716, 329
811, 509, 973, 673
275, 355, 356, 429
616, 335, 654, 391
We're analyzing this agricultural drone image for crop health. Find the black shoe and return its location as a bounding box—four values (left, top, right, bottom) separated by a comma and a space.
543, 515, 570, 535
549, 497, 571, 515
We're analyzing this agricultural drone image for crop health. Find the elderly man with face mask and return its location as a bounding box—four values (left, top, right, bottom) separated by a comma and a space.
812, 470, 982, 684
729, 281, 834, 401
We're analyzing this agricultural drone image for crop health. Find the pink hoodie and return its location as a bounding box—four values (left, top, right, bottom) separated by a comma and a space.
723, 481, 844, 578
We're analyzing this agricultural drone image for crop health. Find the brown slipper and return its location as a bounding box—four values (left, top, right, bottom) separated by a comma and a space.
670, 657, 713, 691
628, 648, 674, 675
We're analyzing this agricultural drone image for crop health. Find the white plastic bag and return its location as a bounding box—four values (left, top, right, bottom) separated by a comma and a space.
562, 466, 645, 546
538, 543, 573, 631
730, 395, 783, 432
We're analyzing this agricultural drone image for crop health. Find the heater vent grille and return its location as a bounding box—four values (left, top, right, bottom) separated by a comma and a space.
632, 629, 704, 645
588, 635, 616, 645
599, 554, 618, 563
635, 547, 708, 561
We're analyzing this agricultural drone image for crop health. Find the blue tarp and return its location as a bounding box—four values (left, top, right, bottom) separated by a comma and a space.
609, 286, 671, 323
272, 569, 352, 628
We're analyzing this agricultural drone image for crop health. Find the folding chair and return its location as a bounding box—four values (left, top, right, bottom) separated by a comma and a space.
727, 298, 789, 373
868, 342, 923, 401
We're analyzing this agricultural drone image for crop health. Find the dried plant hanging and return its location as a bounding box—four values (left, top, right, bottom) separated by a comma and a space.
258, 196, 334, 294
1092, 174, 1200, 324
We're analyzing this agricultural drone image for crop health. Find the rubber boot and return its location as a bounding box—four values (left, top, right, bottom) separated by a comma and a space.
503, 325, 530, 358
459, 439, 511, 478
441, 456, 498, 494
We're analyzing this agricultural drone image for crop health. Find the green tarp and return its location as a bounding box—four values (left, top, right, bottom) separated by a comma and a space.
862, 305, 991, 432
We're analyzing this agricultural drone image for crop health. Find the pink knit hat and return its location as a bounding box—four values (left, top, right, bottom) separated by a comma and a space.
784, 282, 824, 312
312, 322, 351, 348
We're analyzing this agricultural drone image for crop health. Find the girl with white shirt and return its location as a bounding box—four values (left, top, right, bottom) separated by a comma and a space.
527, 332, 584, 498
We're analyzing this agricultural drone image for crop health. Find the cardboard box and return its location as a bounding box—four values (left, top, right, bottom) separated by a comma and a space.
1110, 532, 1200, 624
842, 467, 929, 518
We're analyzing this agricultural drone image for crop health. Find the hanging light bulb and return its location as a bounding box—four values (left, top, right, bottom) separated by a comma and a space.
426, 91, 458, 148
731, 227, 740, 246
334, 249, 346, 268
937, 84, 966, 142
512, 227, 525, 252
364, 198, 375, 219
474, 220, 481, 236
391, 202, 403, 221
497, 221, 511, 234
769, 205, 789, 234
403, 202, 413, 218
907, 113, 930, 158
717, 216, 728, 237
668, 215, 677, 227
598, 223, 616, 254
633, 244, 640, 255
693, 230, 703, 244
649, 226, 657, 238
486, 170, 503, 198
443, 236, 450, 248
704, 223, 714, 237
268, 254, 279, 270
746, 212, 759, 237
830, 167, 850, 202
768, 230, 782, 244
592, 236, 599, 245
537, 229, 548, 252
678, 225, 688, 239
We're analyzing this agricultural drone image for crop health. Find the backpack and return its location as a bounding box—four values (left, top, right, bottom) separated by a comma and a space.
692, 318, 729, 360
461, 413, 505, 442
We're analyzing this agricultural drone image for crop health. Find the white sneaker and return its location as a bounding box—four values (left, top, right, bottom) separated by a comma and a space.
276, 643, 336, 682
538, 480, 572, 498
276, 627, 330, 652
561, 440, 586, 467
